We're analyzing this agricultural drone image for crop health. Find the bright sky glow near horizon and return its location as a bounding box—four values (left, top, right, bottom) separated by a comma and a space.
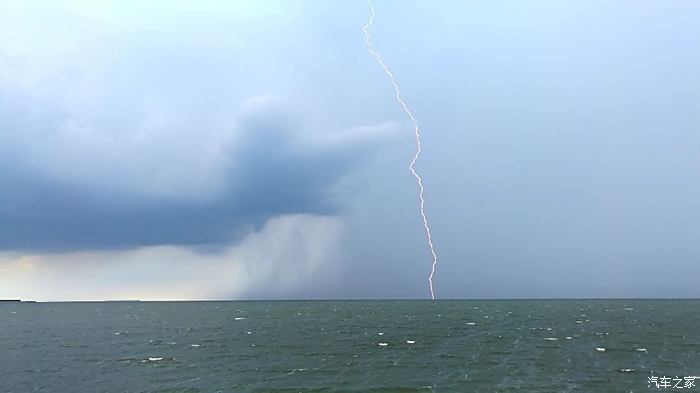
1, 0, 699, 301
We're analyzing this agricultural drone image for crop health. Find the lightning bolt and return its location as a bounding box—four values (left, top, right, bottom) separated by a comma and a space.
362, 0, 439, 300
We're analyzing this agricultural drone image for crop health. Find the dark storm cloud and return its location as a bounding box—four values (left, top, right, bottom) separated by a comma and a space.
0, 98, 396, 252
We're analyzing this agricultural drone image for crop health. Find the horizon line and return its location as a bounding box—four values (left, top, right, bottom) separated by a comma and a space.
4, 297, 700, 303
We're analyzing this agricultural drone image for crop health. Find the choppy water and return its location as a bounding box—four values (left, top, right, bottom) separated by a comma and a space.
2, 300, 699, 392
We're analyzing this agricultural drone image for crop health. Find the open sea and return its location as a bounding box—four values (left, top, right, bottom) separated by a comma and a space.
2, 300, 699, 392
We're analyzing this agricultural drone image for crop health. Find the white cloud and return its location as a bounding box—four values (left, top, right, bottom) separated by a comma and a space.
0, 214, 344, 301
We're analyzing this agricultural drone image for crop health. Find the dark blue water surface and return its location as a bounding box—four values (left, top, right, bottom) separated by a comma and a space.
2, 300, 699, 392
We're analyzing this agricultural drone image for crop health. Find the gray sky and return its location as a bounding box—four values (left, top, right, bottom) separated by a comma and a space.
1, 0, 698, 300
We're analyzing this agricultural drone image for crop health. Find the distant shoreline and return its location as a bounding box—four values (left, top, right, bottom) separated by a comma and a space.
0, 299, 37, 303
2, 298, 700, 304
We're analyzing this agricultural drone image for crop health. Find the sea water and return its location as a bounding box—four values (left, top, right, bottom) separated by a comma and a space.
2, 300, 699, 392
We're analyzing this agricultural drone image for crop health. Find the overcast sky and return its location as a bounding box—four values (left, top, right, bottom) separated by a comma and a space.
1, 0, 699, 301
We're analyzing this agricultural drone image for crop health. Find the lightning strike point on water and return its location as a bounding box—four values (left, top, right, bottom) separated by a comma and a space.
362, 0, 439, 300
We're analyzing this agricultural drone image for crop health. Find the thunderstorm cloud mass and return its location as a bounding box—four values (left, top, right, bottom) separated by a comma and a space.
1, 0, 699, 300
